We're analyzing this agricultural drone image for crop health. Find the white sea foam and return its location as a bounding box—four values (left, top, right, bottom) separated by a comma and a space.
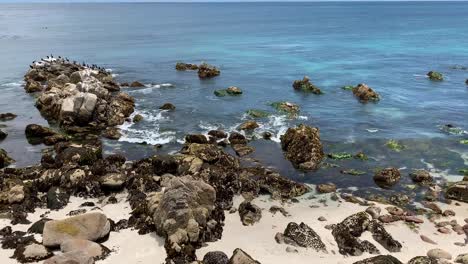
0, 81, 24, 87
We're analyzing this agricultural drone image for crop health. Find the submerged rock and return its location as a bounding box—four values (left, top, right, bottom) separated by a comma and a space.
42, 212, 111, 247
159, 103, 176, 111
0, 129, 7, 141
280, 124, 324, 170
373, 168, 401, 188
427, 71, 444, 81
130, 81, 145, 87
133, 114, 143, 122
175, 62, 198, 71
410, 170, 433, 184
292, 76, 322, 94
0, 112, 17, 121
270, 101, 300, 116
352, 83, 380, 102
198, 63, 220, 79
246, 109, 270, 118
238, 120, 259, 131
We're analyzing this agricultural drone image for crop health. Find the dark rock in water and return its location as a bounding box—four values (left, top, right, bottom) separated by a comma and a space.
130, 81, 145, 87
103, 127, 121, 140
270, 101, 300, 116
232, 144, 254, 157
185, 134, 208, 144
214, 89, 228, 97
0, 148, 14, 168
203, 251, 229, 264
262, 131, 272, 140
27, 218, 51, 234
47, 187, 70, 210
352, 83, 380, 103
227, 86, 242, 95
133, 114, 143, 123
198, 63, 220, 79
0, 112, 17, 121
229, 248, 260, 264
229, 132, 248, 145
367, 220, 402, 252
0, 129, 7, 141
159, 103, 176, 111
466, 79, 468, 85
373, 168, 401, 188
352, 255, 403, 264
445, 181, 468, 203
427, 71, 443, 81
407, 256, 438, 264
13, 242, 53, 263
25, 124, 56, 138
280, 124, 324, 170
239, 120, 259, 131
175, 62, 198, 71
282, 222, 327, 252
410, 170, 433, 185
238, 200, 262, 226
208, 130, 227, 139
292, 76, 322, 94
246, 109, 270, 119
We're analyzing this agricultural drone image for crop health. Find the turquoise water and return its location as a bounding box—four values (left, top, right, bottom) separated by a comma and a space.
0, 2, 467, 191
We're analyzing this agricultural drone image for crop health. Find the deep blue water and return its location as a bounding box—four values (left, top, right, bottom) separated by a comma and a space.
0, 2, 467, 190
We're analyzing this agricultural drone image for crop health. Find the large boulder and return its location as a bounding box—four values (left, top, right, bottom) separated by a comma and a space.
176, 62, 198, 71
281, 222, 326, 252
292, 76, 322, 94
445, 181, 468, 203
198, 63, 220, 79
60, 92, 98, 125
42, 212, 111, 247
280, 124, 324, 170
352, 84, 380, 102
373, 168, 401, 188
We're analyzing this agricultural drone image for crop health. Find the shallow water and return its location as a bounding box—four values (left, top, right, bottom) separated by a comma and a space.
0, 2, 467, 189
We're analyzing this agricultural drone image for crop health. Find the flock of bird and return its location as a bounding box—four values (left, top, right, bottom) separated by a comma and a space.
30, 54, 108, 74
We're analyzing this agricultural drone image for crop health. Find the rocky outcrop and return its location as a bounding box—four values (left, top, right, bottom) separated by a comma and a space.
198, 63, 220, 79
270, 101, 300, 116
352, 84, 380, 103
238, 121, 259, 131
292, 76, 322, 94
280, 124, 324, 170
175, 62, 198, 71
373, 168, 401, 188
445, 181, 468, 203
427, 71, 443, 81
42, 212, 110, 247
214, 86, 243, 97
24, 57, 134, 133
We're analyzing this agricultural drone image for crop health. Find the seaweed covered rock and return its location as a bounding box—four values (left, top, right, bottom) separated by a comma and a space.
238, 200, 262, 226
427, 71, 443, 81
352, 84, 380, 103
198, 63, 220, 79
445, 181, 468, 203
238, 120, 259, 131
373, 168, 401, 188
152, 176, 221, 262
159, 103, 176, 111
352, 255, 403, 264
203, 251, 229, 264
0, 113, 17, 121
280, 124, 324, 170
270, 101, 300, 116
407, 256, 438, 264
0, 148, 14, 168
280, 222, 326, 252
292, 76, 322, 94
175, 62, 198, 71
42, 212, 111, 247
410, 170, 433, 185
367, 220, 402, 252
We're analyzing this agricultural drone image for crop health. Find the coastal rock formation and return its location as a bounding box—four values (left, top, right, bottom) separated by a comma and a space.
280, 124, 324, 170
238, 200, 262, 226
407, 256, 438, 264
0, 148, 14, 168
42, 212, 111, 247
238, 120, 259, 131
373, 168, 401, 188
0, 129, 7, 141
410, 170, 433, 185
279, 222, 327, 252
214, 86, 242, 97
175, 62, 198, 71
427, 71, 443, 81
24, 57, 134, 133
159, 103, 176, 111
352, 84, 380, 102
198, 63, 220, 79
270, 101, 300, 116
445, 181, 468, 203
292, 76, 322, 94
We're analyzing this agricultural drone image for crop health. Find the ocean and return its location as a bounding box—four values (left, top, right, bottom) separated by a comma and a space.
0, 2, 467, 193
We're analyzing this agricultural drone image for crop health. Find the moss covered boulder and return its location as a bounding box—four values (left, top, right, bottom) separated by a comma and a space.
293, 76, 322, 94
198, 63, 220, 79
270, 101, 300, 116
427, 71, 443, 81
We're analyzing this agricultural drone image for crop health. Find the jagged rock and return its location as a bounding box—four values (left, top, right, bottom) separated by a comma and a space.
238, 121, 259, 131
373, 168, 401, 188
0, 148, 14, 168
316, 183, 336, 193
280, 124, 324, 170
208, 130, 227, 139
25, 124, 56, 138
198, 63, 220, 79
203, 251, 229, 264
130, 81, 145, 87
24, 80, 43, 93
228, 248, 260, 264
54, 142, 102, 166
408, 256, 438, 264
238, 200, 262, 226
352, 83, 380, 102
159, 103, 176, 111
445, 181, 468, 203
232, 144, 254, 157
366, 207, 381, 219
270, 101, 300, 115
175, 62, 198, 71
42, 212, 111, 247
0, 112, 17, 121
47, 187, 70, 209
13, 243, 53, 263
292, 76, 322, 94
410, 170, 433, 184
28, 218, 51, 234
352, 255, 403, 264
282, 222, 326, 252
185, 134, 209, 144
228, 132, 247, 145
427, 71, 443, 81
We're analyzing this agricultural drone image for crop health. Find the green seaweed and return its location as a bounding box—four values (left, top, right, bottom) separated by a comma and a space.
246, 109, 270, 118
214, 89, 227, 97
340, 169, 366, 176
341, 85, 354, 91
459, 168, 468, 176
354, 152, 368, 161
328, 152, 353, 160
269, 101, 300, 115
460, 139, 468, 145
385, 139, 405, 152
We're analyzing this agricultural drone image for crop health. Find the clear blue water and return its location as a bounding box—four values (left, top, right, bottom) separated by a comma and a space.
0, 2, 467, 191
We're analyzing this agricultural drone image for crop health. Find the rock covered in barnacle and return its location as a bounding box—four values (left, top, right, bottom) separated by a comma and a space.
352, 255, 403, 264
352, 83, 380, 102
238, 200, 262, 226
445, 181, 468, 203
279, 222, 327, 252
280, 124, 324, 170
373, 167, 401, 188
0, 148, 15, 168
24, 57, 134, 132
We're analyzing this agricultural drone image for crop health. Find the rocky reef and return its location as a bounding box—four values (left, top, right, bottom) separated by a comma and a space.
352, 83, 380, 103
292, 76, 322, 94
